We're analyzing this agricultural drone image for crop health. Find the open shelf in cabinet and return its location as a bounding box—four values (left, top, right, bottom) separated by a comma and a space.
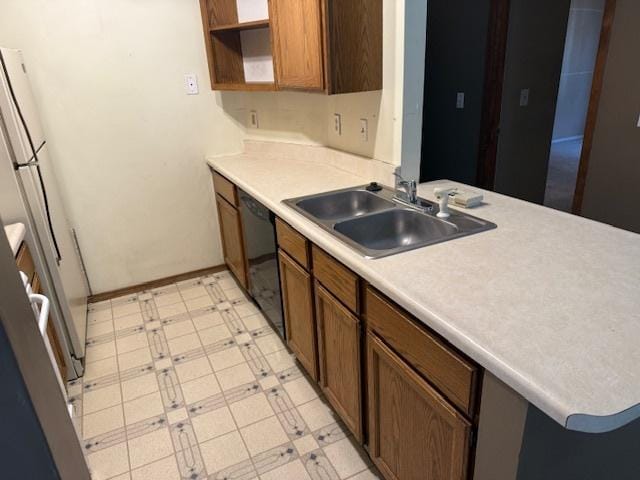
200, 0, 276, 90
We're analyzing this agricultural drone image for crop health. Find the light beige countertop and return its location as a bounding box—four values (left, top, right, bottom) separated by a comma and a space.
207, 144, 640, 433
4, 222, 26, 256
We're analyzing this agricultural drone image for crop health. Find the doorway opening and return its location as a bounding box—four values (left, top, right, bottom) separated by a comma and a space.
419, 0, 614, 213
543, 0, 606, 212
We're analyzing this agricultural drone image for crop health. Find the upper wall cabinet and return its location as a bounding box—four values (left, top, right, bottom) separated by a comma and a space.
199, 0, 382, 94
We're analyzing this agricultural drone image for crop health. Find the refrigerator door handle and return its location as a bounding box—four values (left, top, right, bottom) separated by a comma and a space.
29, 293, 50, 335
18, 161, 63, 264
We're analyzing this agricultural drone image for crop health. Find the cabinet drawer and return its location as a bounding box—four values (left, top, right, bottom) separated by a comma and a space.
365, 287, 479, 418
212, 170, 238, 206
276, 218, 310, 269
16, 242, 36, 283
312, 245, 359, 313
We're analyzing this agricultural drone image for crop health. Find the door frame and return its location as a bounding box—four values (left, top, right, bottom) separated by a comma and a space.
571, 0, 617, 214
475, 0, 511, 190
475, 0, 616, 202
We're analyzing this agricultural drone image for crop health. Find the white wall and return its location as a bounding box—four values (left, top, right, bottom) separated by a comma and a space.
0, 0, 245, 293
218, 0, 406, 167
0, 0, 415, 293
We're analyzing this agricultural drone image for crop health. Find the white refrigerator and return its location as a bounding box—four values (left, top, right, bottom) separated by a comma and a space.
0, 47, 89, 379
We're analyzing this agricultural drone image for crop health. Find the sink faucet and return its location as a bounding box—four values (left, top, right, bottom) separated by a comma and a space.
393, 167, 417, 204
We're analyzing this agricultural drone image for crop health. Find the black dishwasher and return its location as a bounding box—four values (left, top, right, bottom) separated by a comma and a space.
237, 189, 285, 340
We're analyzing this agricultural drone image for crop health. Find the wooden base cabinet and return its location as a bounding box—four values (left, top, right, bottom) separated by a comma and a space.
278, 249, 318, 380
315, 282, 363, 441
32, 272, 67, 382
215, 194, 248, 290
16, 243, 67, 383
367, 332, 472, 480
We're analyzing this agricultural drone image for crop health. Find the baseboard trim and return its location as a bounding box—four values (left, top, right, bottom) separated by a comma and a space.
88, 264, 227, 303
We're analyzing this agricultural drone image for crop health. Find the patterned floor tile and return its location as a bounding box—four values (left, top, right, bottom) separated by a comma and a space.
72, 270, 380, 480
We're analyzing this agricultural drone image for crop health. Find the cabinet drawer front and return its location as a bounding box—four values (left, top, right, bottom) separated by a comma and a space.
312, 245, 359, 313
212, 170, 238, 206
365, 287, 478, 417
367, 331, 471, 480
16, 242, 36, 282
315, 282, 362, 441
276, 218, 310, 269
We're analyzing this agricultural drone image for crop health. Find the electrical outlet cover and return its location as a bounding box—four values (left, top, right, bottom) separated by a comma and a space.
334, 113, 342, 135
249, 110, 259, 128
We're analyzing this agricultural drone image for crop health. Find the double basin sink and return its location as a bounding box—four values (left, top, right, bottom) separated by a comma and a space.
283, 184, 496, 258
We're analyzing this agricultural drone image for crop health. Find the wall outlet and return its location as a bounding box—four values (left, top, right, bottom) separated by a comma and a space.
456, 92, 465, 109
184, 74, 199, 95
334, 113, 342, 135
519, 88, 530, 107
249, 110, 259, 128
360, 118, 368, 142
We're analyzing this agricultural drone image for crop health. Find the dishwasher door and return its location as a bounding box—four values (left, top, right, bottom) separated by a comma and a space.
238, 189, 285, 339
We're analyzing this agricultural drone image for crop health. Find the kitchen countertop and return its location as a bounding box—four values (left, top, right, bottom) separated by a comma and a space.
4, 222, 26, 256
207, 151, 640, 433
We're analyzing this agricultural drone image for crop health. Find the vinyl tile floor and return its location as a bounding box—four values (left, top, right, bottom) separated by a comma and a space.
68, 270, 380, 480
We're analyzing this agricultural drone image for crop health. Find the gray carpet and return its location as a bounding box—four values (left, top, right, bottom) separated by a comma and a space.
544, 139, 582, 212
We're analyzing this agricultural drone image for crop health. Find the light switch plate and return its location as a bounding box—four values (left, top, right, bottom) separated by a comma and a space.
184, 74, 199, 95
360, 118, 368, 141
456, 92, 465, 109
519, 88, 530, 107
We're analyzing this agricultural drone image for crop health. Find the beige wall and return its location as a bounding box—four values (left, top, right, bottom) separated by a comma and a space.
581, 0, 640, 233
0, 0, 409, 293
218, 0, 405, 166
0, 0, 245, 293
493, 0, 571, 203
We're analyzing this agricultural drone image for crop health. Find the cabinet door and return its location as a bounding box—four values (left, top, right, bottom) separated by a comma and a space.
278, 250, 318, 380
315, 282, 362, 441
270, 0, 325, 90
216, 194, 248, 290
32, 273, 68, 383
367, 332, 472, 480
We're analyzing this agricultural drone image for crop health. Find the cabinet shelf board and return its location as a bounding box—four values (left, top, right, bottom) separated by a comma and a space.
210, 19, 269, 32
212, 81, 277, 91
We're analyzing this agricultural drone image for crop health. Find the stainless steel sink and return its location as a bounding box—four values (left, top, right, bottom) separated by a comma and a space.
295, 189, 395, 221
283, 185, 496, 258
334, 209, 459, 252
